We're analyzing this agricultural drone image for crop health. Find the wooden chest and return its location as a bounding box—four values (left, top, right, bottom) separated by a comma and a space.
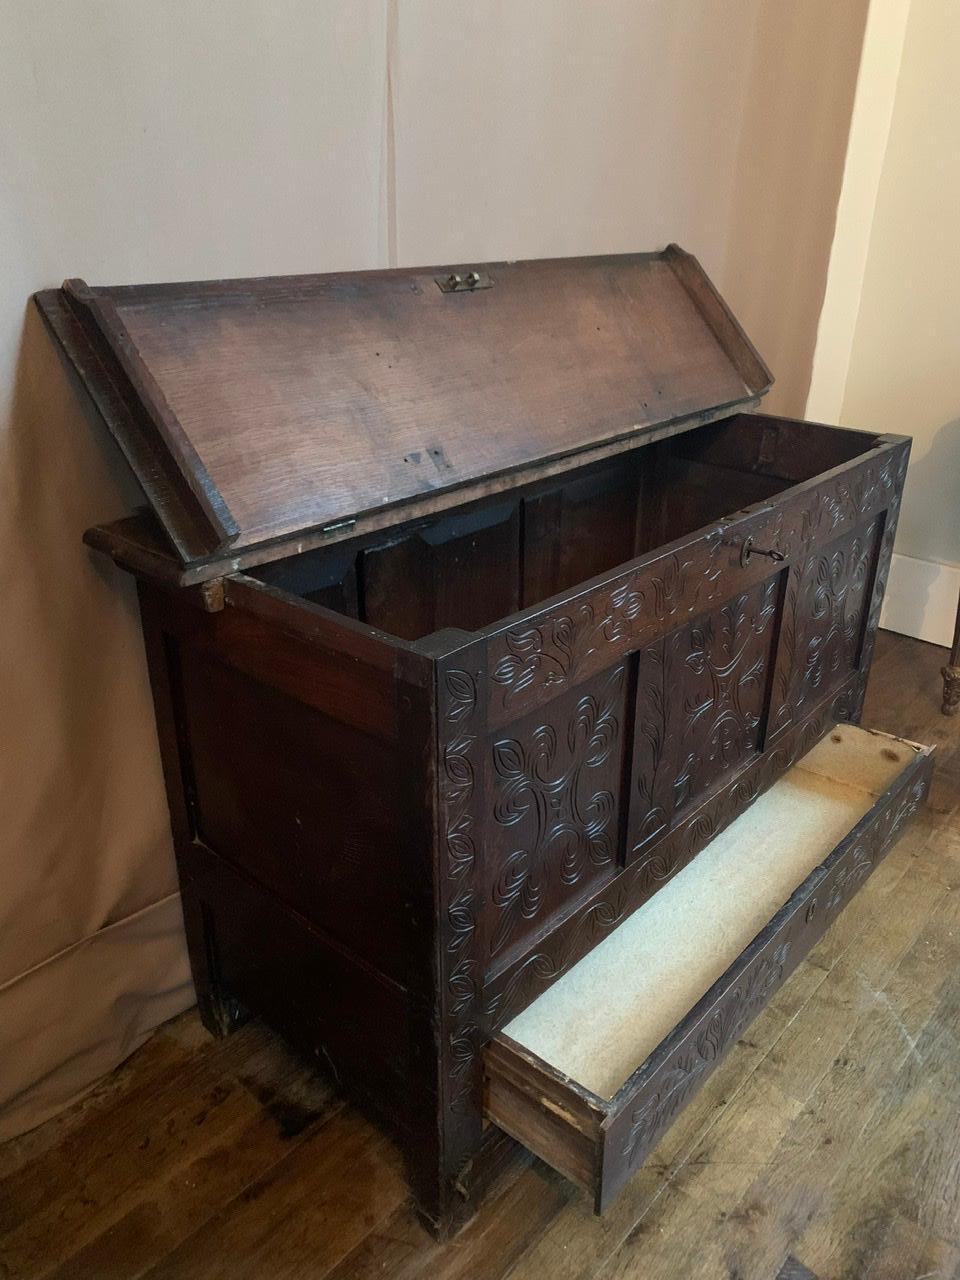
36, 248, 932, 1236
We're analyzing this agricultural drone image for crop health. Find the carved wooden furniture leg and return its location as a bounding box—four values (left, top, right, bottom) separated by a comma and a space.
942, 593, 960, 716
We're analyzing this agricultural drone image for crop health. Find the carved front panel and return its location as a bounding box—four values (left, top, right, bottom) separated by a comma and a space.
771, 515, 883, 735
440, 436, 909, 1208
629, 573, 782, 859
482, 663, 628, 973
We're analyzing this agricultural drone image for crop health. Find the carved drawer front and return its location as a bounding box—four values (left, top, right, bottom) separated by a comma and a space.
627, 571, 784, 861
484, 723, 931, 1215
481, 663, 630, 975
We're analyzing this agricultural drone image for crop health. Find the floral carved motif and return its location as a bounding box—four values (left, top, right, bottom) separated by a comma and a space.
487, 443, 908, 723
673, 576, 780, 809
443, 439, 911, 1202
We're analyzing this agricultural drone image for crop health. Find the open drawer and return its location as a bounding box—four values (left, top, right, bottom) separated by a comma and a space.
484, 723, 933, 1213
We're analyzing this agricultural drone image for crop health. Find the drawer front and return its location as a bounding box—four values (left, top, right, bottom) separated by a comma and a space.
484, 729, 932, 1214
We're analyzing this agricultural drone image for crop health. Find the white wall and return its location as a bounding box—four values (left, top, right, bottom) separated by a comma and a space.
808, 0, 960, 645
723, 0, 871, 416
0, 0, 868, 1136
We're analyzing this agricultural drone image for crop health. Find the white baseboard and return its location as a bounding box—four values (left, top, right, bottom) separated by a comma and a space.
880, 552, 960, 647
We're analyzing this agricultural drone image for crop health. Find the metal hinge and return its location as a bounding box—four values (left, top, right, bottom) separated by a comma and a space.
436, 270, 493, 294
321, 517, 357, 537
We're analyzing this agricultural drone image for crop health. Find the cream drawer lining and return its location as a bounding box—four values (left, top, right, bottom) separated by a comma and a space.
501, 723, 922, 1100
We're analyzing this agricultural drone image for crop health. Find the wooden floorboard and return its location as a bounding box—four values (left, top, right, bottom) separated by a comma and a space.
0, 631, 957, 1280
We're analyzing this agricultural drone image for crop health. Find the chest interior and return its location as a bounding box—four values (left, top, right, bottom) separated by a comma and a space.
249, 411, 880, 644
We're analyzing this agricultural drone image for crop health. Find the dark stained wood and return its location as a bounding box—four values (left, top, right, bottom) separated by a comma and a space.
32, 248, 925, 1239
98, 412, 910, 1238
481, 661, 630, 972
362, 500, 522, 641
147, 573, 403, 738
941, 589, 960, 714
33, 290, 233, 563
662, 244, 771, 394
81, 411, 886, 592
626, 570, 784, 858
36, 249, 772, 565
520, 460, 642, 607
185, 838, 419, 1130
177, 648, 409, 980
62, 279, 240, 550
672, 410, 881, 484
481, 676, 863, 1028
81, 410, 768, 589
0, 631, 954, 1280
484, 1036, 602, 1191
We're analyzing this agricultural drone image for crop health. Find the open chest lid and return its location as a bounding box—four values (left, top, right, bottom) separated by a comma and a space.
35, 246, 771, 572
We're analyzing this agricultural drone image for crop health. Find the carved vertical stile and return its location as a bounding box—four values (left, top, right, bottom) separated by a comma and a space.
857, 444, 909, 686
434, 639, 489, 1215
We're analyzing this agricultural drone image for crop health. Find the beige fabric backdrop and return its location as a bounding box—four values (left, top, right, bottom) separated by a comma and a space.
0, 0, 867, 1139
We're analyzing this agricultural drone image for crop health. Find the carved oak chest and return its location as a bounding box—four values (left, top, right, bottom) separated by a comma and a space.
36, 248, 931, 1236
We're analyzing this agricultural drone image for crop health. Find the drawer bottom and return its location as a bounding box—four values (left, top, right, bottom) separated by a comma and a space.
483, 722, 932, 1213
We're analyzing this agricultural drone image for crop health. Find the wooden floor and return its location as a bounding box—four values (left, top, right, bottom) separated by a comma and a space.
2, 631, 958, 1280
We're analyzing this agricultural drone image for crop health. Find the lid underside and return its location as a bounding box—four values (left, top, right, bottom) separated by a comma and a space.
35, 246, 771, 569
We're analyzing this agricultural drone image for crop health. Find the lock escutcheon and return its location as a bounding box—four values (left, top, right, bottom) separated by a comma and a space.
739, 535, 785, 568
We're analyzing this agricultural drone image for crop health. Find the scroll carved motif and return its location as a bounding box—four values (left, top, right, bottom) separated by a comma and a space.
485, 664, 627, 966
630, 574, 782, 859
440, 440, 910, 1205
490, 541, 726, 716
488, 444, 908, 723
780, 517, 881, 725
771, 445, 908, 737
438, 662, 483, 1133
673, 575, 780, 811
483, 682, 866, 1029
